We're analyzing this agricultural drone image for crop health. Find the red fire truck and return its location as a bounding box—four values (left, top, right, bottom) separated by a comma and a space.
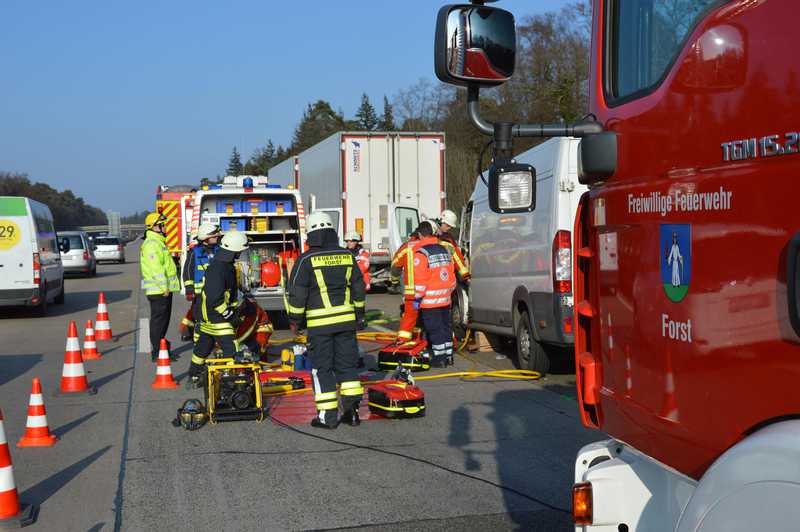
435, 1, 799, 530
155, 184, 195, 259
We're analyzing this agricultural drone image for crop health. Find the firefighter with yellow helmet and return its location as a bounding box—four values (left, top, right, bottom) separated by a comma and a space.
141, 212, 181, 361
188, 231, 249, 385
287, 211, 367, 429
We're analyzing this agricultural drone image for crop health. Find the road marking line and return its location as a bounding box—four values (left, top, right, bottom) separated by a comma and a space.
137, 318, 149, 353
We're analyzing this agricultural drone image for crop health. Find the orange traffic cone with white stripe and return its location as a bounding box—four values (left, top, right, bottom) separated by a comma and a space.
18, 378, 57, 447
82, 320, 101, 360
151, 339, 178, 389
0, 409, 38, 527
59, 321, 97, 395
95, 292, 113, 341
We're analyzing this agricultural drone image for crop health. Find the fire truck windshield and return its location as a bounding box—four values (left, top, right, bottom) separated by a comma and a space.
608, 0, 725, 102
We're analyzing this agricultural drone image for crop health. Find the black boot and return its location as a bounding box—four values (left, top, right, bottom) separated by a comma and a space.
310, 417, 339, 430
151, 350, 158, 363
180, 330, 192, 342
340, 405, 361, 427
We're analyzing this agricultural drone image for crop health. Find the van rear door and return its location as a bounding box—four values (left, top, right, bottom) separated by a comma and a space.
0, 197, 33, 289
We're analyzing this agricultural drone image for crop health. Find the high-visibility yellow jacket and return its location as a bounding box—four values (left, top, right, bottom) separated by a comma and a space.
140, 231, 180, 295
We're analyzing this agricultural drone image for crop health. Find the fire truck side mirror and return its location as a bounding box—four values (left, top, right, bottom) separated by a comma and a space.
578, 132, 618, 185
435, 4, 516, 88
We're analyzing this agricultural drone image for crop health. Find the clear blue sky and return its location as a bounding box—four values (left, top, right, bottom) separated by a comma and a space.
0, 1, 571, 214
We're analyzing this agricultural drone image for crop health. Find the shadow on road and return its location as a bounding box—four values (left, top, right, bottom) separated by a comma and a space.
51, 411, 99, 438
0, 354, 44, 386
89, 367, 132, 390
48, 289, 133, 317
88, 271, 122, 279
20, 446, 111, 507
87, 524, 105, 532
448, 388, 580, 531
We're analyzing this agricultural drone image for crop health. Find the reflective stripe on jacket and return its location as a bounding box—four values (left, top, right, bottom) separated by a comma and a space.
288, 247, 366, 333
412, 237, 456, 309
140, 231, 180, 295
194, 249, 239, 328
389, 237, 419, 299
439, 233, 470, 281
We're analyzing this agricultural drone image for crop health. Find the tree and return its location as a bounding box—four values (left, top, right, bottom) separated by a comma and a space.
355, 93, 379, 130
0, 172, 107, 229
290, 100, 346, 154
226, 147, 243, 176
243, 139, 279, 176
379, 95, 395, 131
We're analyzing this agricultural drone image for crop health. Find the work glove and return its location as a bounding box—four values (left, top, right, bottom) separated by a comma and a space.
357, 317, 367, 331
412, 299, 421, 311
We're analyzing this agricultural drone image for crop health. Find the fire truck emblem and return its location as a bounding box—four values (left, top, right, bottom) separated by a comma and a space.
660, 224, 691, 302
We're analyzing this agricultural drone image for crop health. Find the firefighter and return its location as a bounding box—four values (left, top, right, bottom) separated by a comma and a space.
287, 211, 366, 429
389, 223, 436, 343
412, 221, 457, 367
345, 231, 371, 291
437, 209, 470, 284
188, 231, 249, 385
179, 223, 221, 341
141, 212, 181, 362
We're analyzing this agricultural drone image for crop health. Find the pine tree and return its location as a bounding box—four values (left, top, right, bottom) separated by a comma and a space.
290, 100, 347, 154
355, 93, 378, 130
226, 147, 243, 176
379, 95, 395, 130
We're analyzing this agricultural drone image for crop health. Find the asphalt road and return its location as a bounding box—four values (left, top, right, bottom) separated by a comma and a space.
0, 242, 599, 531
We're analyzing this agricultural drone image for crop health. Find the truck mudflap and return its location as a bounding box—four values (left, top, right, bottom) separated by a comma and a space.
574, 439, 695, 531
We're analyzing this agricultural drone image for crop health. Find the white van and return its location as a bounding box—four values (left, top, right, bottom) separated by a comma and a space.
0, 196, 65, 315
457, 137, 585, 373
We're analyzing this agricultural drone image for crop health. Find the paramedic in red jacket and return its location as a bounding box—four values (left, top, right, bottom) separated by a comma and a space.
411, 221, 457, 367
345, 231, 370, 291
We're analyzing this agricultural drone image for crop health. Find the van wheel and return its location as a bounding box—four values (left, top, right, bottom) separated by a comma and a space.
516, 311, 550, 375
54, 284, 65, 305
450, 297, 467, 347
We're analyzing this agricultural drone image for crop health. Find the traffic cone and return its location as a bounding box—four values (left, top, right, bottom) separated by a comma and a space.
59, 321, 97, 395
18, 378, 57, 447
0, 409, 38, 527
82, 320, 101, 360
95, 292, 113, 341
151, 339, 178, 389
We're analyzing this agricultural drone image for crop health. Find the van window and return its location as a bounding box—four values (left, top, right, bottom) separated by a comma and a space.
608, 0, 723, 102
94, 237, 120, 246
61, 235, 85, 250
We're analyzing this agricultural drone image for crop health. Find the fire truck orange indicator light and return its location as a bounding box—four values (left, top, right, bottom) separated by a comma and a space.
573, 482, 593, 525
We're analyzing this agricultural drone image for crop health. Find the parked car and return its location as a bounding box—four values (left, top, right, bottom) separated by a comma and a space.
0, 196, 65, 315
93, 236, 125, 263
59, 231, 97, 277
457, 137, 585, 373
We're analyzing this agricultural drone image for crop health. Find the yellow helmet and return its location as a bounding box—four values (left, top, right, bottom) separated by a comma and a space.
145, 212, 166, 229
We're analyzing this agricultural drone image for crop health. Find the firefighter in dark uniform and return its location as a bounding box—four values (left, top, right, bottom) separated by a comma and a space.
287, 211, 367, 429
179, 222, 221, 341
188, 231, 249, 385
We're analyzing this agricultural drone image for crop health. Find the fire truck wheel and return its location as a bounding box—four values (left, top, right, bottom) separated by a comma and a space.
516, 310, 549, 375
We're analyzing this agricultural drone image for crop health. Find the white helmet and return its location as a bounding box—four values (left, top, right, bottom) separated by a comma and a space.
440, 210, 458, 228
307, 211, 334, 233
220, 231, 249, 252
197, 222, 220, 241
344, 231, 362, 242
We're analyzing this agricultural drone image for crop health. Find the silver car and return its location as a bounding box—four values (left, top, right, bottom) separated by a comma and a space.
93, 236, 125, 263
59, 231, 97, 277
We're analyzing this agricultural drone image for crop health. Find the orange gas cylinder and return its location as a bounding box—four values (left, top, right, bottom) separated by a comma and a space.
260, 261, 281, 287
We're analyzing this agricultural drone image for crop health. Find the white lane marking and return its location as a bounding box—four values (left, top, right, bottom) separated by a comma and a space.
137, 318, 149, 353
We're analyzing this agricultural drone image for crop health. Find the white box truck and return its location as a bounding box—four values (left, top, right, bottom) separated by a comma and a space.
269, 131, 445, 282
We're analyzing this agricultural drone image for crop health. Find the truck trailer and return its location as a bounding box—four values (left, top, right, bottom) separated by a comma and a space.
434, 1, 800, 530
269, 131, 442, 280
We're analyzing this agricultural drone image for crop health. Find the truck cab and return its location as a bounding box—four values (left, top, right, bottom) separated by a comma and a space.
188, 176, 306, 313
434, 1, 800, 529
